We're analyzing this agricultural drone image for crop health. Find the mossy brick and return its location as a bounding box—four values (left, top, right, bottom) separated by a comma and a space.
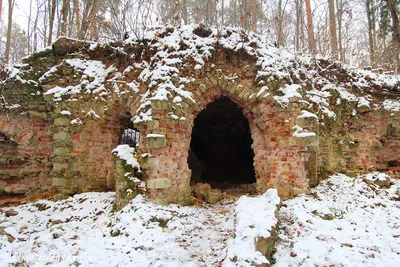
139, 156, 158, 169
146, 120, 160, 130
146, 135, 167, 148
218, 76, 227, 88
52, 163, 70, 172
53, 146, 72, 156
54, 117, 71, 126
296, 117, 318, 129
205, 72, 217, 85
151, 100, 170, 110
147, 178, 171, 189
199, 84, 208, 92
52, 177, 71, 187
0, 180, 6, 193
53, 132, 71, 141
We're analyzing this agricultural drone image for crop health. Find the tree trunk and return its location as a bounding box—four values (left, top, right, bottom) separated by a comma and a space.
305, 0, 316, 54
221, 0, 224, 25
250, 0, 258, 33
276, 0, 289, 46
366, 0, 375, 66
43, 0, 47, 46
328, 0, 338, 59
61, 0, 69, 36
386, 0, 400, 69
78, 0, 92, 40
74, 0, 80, 38
336, 0, 345, 61
5, 0, 15, 64
33, 7, 38, 52
233, 0, 238, 27
78, 0, 99, 40
48, 0, 56, 45
27, 0, 33, 54
295, 0, 301, 51
182, 0, 188, 24
0, 0, 3, 21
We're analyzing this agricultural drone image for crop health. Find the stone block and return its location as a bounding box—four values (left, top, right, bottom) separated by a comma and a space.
54, 117, 71, 126
199, 84, 208, 92
53, 146, 72, 156
52, 177, 70, 187
289, 137, 305, 147
205, 189, 222, 204
234, 84, 244, 94
357, 104, 371, 113
147, 178, 171, 189
53, 162, 69, 172
9, 186, 29, 194
0, 180, 7, 193
226, 81, 236, 93
146, 135, 167, 148
146, 120, 159, 130
306, 136, 319, 147
292, 187, 312, 197
151, 100, 169, 110
139, 156, 158, 169
53, 132, 71, 141
296, 117, 318, 129
205, 72, 217, 85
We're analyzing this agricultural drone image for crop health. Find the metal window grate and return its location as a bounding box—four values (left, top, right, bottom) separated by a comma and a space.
121, 128, 140, 147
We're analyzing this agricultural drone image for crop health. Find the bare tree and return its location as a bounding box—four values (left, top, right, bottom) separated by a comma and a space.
0, 0, 3, 21
336, 0, 345, 61
78, 0, 99, 40
47, 0, 56, 45
366, 0, 376, 66
74, 0, 80, 37
305, 0, 317, 54
295, 0, 303, 51
275, 0, 289, 46
328, 0, 338, 59
385, 0, 400, 68
60, 0, 69, 36
5, 0, 16, 63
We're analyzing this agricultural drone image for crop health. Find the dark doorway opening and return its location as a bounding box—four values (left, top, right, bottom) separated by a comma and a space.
188, 96, 256, 189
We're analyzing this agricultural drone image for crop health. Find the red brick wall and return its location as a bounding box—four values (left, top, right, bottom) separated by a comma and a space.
0, 114, 53, 205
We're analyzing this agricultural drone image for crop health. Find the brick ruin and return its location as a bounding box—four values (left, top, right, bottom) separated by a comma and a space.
0, 25, 399, 207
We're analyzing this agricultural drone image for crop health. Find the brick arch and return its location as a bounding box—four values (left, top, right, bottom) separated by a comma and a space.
68, 98, 142, 194
136, 72, 314, 204
184, 84, 270, 192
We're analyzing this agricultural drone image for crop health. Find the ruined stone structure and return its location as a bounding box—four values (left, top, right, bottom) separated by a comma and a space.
1, 25, 399, 206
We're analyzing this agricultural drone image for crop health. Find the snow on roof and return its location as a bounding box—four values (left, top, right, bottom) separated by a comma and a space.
3, 24, 400, 124
42, 59, 116, 102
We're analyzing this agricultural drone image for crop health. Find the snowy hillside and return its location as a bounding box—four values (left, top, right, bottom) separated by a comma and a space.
0, 173, 399, 266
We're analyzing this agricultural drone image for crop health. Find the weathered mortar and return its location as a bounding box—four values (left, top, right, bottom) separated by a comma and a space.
0, 25, 399, 205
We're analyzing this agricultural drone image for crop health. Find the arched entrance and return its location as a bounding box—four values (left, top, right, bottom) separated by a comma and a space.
188, 96, 256, 189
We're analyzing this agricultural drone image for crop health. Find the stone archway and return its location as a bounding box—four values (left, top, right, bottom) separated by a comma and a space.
188, 96, 256, 189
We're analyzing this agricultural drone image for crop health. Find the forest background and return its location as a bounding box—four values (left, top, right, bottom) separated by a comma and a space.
0, 0, 399, 72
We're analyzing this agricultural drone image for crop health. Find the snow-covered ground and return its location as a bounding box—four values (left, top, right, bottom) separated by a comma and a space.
275, 173, 400, 266
0, 194, 236, 266
0, 173, 399, 266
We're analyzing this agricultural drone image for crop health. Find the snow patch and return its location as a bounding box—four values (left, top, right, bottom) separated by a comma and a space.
297, 110, 318, 120
225, 189, 280, 266
292, 125, 316, 138
60, 110, 71, 116
112, 144, 140, 169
